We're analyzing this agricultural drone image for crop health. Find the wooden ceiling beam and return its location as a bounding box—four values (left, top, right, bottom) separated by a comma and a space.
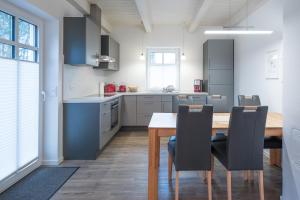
134, 0, 152, 32
188, 0, 214, 32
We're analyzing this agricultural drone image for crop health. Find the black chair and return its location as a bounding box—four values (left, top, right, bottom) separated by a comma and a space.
212, 106, 268, 200
207, 95, 228, 113
238, 95, 282, 152
168, 105, 213, 200
238, 95, 261, 106
208, 95, 228, 143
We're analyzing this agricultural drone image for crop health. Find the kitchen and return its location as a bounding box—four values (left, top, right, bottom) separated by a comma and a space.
0, 0, 299, 200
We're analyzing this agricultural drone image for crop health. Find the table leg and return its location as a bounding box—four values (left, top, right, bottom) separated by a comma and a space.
157, 136, 160, 168
148, 128, 159, 200
269, 149, 281, 167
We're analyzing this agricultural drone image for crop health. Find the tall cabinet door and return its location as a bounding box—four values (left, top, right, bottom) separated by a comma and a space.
204, 40, 234, 110
86, 17, 101, 66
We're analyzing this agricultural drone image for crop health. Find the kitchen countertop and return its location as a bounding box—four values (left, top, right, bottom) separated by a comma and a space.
63, 91, 208, 103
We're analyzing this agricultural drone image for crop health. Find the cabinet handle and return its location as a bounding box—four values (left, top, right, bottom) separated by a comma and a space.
144, 102, 154, 105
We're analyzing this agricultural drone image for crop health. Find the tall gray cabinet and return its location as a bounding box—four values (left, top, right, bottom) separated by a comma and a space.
203, 40, 234, 110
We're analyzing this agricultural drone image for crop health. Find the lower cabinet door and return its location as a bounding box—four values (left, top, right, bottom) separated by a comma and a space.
137, 114, 152, 126
162, 101, 172, 113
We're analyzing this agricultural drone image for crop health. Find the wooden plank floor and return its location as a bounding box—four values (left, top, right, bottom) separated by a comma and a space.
52, 131, 282, 200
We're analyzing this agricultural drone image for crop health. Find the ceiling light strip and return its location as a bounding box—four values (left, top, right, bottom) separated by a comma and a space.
204, 30, 274, 35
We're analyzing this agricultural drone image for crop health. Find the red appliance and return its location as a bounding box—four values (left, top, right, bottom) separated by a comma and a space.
194, 79, 203, 93
104, 83, 116, 93
119, 85, 126, 92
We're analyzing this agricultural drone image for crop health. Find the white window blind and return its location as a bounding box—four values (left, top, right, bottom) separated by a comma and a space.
0, 58, 18, 181
0, 58, 39, 181
147, 48, 180, 91
18, 61, 39, 167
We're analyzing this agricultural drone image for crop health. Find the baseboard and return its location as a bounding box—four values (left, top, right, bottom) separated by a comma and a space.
42, 157, 64, 166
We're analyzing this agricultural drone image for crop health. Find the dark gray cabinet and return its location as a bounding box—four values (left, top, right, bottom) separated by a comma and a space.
203, 40, 234, 110
63, 17, 101, 66
63, 103, 100, 160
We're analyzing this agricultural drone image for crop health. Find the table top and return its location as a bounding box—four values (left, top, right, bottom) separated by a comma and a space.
148, 112, 283, 130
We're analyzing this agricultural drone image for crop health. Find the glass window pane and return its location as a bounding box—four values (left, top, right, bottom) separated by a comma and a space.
0, 43, 13, 59
19, 48, 36, 62
150, 52, 163, 64
163, 53, 176, 64
18, 20, 37, 47
0, 11, 14, 41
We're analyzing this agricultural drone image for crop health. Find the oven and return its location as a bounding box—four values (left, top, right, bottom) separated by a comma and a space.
111, 99, 119, 129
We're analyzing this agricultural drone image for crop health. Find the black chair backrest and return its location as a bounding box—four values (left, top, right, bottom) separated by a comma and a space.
238, 95, 261, 106
226, 106, 268, 170
175, 105, 213, 171
207, 95, 228, 113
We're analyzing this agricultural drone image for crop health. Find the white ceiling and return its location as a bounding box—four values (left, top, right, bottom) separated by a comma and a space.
91, 0, 141, 26
149, 0, 203, 25
93, 0, 267, 29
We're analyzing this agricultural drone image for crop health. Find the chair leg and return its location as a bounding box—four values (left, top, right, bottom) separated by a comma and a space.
203, 171, 207, 183
227, 171, 232, 200
243, 171, 248, 181
258, 171, 264, 200
211, 156, 215, 178
176, 171, 179, 200
207, 171, 212, 200
168, 153, 173, 181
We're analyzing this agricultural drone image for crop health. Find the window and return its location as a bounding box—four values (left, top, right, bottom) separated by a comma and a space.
0, 10, 39, 62
147, 48, 180, 90
0, 8, 40, 184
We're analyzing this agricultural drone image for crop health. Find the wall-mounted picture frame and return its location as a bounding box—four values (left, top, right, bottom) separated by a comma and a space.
266, 50, 280, 79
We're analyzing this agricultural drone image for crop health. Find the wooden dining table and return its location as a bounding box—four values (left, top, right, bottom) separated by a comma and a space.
148, 112, 283, 200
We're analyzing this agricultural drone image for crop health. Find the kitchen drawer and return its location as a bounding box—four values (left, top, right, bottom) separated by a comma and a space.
101, 101, 111, 113
137, 114, 152, 126
162, 95, 172, 102
137, 95, 162, 102
137, 101, 161, 114
188, 95, 207, 105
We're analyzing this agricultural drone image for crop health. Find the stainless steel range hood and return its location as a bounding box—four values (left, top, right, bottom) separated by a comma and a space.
98, 35, 120, 71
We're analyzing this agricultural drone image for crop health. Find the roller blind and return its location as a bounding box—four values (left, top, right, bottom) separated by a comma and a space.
0, 58, 39, 181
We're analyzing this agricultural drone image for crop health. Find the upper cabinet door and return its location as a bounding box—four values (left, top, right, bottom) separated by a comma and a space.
63, 17, 101, 67
208, 40, 234, 70
86, 18, 101, 66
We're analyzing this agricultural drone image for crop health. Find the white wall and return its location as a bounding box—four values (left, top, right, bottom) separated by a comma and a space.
63, 65, 107, 99
106, 25, 205, 92
234, 0, 283, 112
282, 0, 300, 199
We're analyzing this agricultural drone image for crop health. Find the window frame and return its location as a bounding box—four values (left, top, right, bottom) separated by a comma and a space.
146, 48, 180, 91
0, 9, 40, 63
